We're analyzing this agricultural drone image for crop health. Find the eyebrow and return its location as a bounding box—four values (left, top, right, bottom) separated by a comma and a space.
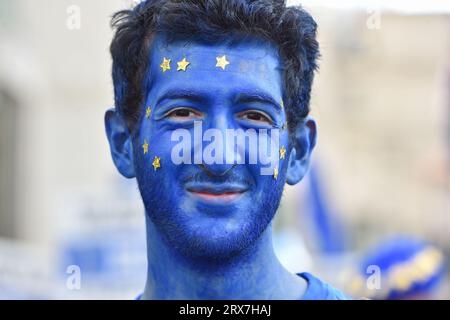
235, 91, 281, 111
156, 88, 208, 106
155, 88, 281, 111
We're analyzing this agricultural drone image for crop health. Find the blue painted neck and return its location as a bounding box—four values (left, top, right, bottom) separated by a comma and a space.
142, 214, 307, 300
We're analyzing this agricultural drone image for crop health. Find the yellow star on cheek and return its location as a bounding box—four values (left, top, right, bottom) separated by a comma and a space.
142, 140, 149, 155
279, 146, 286, 160
145, 106, 152, 118
216, 55, 230, 70
177, 58, 190, 71
152, 156, 161, 171
273, 167, 279, 180
280, 100, 284, 109
160, 57, 171, 72
282, 122, 287, 131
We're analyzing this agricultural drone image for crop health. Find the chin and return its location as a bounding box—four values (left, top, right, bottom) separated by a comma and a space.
155, 207, 272, 262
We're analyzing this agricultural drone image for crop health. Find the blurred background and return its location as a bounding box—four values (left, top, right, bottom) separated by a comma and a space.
0, 0, 449, 299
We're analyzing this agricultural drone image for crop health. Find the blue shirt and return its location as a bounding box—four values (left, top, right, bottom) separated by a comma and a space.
298, 272, 351, 300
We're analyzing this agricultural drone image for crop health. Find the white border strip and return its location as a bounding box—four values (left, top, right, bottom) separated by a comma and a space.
288, 0, 450, 15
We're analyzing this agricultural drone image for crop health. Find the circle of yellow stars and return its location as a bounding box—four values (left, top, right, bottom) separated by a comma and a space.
157, 54, 286, 178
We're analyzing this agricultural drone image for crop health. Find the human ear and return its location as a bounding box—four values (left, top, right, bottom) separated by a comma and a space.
104, 108, 136, 178
285, 117, 317, 185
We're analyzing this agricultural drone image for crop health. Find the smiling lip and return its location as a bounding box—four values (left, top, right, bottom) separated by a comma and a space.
185, 182, 248, 203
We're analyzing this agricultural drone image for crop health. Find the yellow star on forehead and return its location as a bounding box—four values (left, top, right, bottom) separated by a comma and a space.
145, 106, 152, 118
216, 55, 230, 70
142, 140, 149, 155
273, 167, 279, 180
160, 57, 171, 72
279, 146, 286, 160
280, 99, 284, 109
152, 156, 161, 171
177, 57, 190, 72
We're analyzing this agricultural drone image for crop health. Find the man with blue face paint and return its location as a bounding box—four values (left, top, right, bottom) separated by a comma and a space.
105, 0, 350, 300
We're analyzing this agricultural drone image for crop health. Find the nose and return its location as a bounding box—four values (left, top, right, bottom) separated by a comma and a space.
199, 163, 236, 177
197, 114, 243, 176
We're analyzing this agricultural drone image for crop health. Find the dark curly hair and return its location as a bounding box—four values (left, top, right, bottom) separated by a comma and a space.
110, 0, 319, 134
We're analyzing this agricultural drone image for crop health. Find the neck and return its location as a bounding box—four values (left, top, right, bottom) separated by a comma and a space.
142, 215, 307, 300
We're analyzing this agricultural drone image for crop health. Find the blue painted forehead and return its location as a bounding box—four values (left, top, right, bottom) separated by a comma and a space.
148, 33, 284, 72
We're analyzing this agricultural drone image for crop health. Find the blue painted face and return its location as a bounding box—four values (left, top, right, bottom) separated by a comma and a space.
106, 34, 316, 262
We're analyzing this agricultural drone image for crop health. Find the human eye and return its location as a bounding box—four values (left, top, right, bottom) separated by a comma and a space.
236, 110, 273, 125
164, 107, 203, 121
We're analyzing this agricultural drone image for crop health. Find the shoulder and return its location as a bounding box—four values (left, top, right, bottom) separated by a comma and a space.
299, 272, 352, 300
